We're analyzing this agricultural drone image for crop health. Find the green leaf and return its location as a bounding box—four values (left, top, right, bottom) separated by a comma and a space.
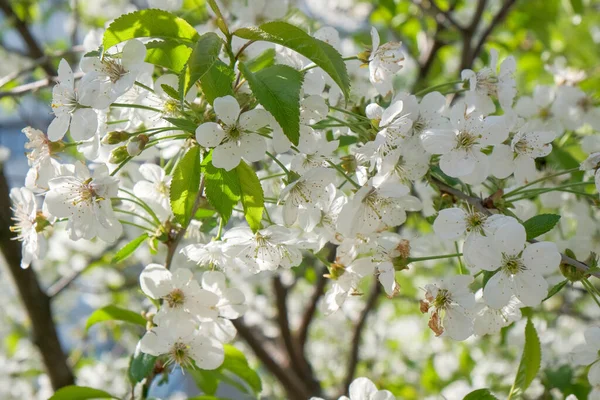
544, 279, 568, 301
221, 345, 262, 394
509, 318, 541, 398
234, 21, 350, 101
145, 40, 193, 72
189, 369, 219, 395
523, 214, 561, 240
112, 233, 149, 263
49, 386, 117, 400
463, 388, 498, 400
203, 154, 241, 224
103, 9, 199, 50
239, 63, 303, 145
128, 352, 157, 384
180, 32, 234, 102
85, 305, 146, 332
161, 83, 182, 100
170, 146, 202, 227
163, 117, 198, 133
246, 48, 276, 72
236, 161, 264, 232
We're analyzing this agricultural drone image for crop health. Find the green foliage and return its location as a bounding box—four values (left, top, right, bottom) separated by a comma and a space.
128, 352, 157, 384
463, 388, 498, 400
203, 154, 241, 224
103, 9, 199, 49
145, 40, 193, 72
246, 48, 276, 72
170, 146, 202, 227
240, 63, 304, 145
180, 32, 234, 102
189, 344, 262, 396
237, 160, 265, 232
522, 214, 561, 240
544, 279, 568, 301
234, 21, 350, 101
509, 318, 541, 398
49, 386, 117, 400
112, 233, 149, 263
85, 305, 146, 332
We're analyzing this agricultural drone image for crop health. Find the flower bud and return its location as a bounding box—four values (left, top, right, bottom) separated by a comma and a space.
126, 134, 149, 156
357, 50, 371, 64
102, 131, 130, 145
109, 146, 129, 164
340, 155, 357, 173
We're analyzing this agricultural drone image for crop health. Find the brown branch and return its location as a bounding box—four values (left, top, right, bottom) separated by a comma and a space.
459, 0, 488, 71
416, 0, 465, 32
0, 72, 83, 99
0, 167, 74, 390
469, 0, 518, 66
429, 176, 600, 278
0, 0, 57, 76
341, 279, 381, 395
232, 318, 310, 400
272, 277, 321, 396
297, 268, 328, 348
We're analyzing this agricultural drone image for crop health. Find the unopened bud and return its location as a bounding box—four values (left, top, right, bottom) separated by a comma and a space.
102, 131, 130, 145
109, 146, 128, 164
326, 262, 346, 280
357, 50, 371, 64
126, 134, 149, 156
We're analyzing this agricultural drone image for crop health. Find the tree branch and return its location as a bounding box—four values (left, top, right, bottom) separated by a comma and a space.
341, 279, 381, 395
469, 0, 518, 66
0, 72, 83, 99
0, 167, 74, 390
0, 0, 57, 76
297, 268, 328, 348
232, 318, 311, 400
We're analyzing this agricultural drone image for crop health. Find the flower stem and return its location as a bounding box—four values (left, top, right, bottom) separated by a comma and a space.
266, 151, 290, 175
326, 160, 361, 189
503, 168, 580, 197
407, 253, 463, 263
414, 80, 464, 97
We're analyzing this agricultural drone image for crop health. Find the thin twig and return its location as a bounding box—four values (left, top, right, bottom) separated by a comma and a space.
0, 0, 57, 76
429, 176, 600, 278
0, 72, 83, 99
341, 280, 381, 395
297, 268, 328, 348
469, 0, 518, 66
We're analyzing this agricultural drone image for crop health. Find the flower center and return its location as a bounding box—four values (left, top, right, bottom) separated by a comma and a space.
412, 117, 426, 135
465, 211, 487, 234
476, 68, 499, 97
502, 254, 524, 275
456, 131, 479, 150
101, 59, 128, 83
73, 179, 102, 206
165, 288, 186, 308
433, 289, 452, 309
163, 99, 180, 117
168, 341, 193, 368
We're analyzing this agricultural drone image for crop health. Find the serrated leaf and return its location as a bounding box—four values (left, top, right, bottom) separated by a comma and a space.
128, 352, 157, 384
180, 32, 234, 103
85, 305, 146, 333
234, 21, 350, 101
145, 40, 193, 72
49, 386, 117, 400
523, 214, 561, 240
543, 279, 568, 301
103, 9, 199, 50
112, 233, 149, 263
170, 146, 202, 227
161, 83, 182, 100
203, 153, 241, 224
163, 117, 198, 133
509, 318, 541, 398
236, 161, 264, 232
240, 63, 303, 145
463, 388, 498, 400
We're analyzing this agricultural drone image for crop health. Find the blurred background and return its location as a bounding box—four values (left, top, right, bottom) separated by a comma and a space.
2, 0, 600, 399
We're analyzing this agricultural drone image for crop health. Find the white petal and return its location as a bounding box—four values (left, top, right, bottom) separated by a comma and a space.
443, 307, 473, 341
483, 271, 512, 309
196, 122, 226, 148
189, 334, 225, 370
522, 242, 561, 275
139, 263, 172, 299
214, 95, 240, 126
70, 108, 98, 141
47, 115, 70, 141
420, 129, 456, 154
57, 59, 74, 88
493, 220, 526, 255
490, 144, 515, 179
439, 149, 475, 178
513, 270, 547, 307
349, 377, 378, 399
122, 39, 147, 68
239, 109, 269, 131
433, 208, 467, 240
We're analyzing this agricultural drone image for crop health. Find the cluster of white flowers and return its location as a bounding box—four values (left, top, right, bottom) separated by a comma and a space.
8, 0, 600, 398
